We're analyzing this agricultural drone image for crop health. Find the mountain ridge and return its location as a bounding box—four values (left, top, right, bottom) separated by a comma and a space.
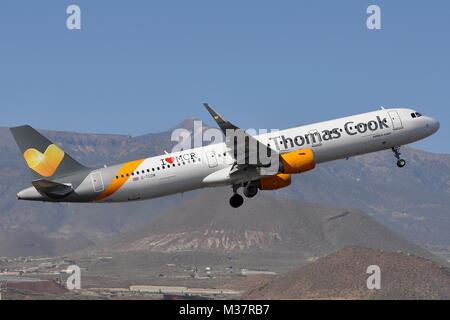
0, 120, 449, 258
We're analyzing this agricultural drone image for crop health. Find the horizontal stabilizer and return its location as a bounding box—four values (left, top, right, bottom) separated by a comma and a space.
31, 179, 74, 199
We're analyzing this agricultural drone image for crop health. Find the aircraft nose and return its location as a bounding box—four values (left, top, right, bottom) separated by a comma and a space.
422, 116, 439, 134
431, 118, 440, 133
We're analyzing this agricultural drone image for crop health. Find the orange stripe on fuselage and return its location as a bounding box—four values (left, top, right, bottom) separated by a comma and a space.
96, 159, 144, 201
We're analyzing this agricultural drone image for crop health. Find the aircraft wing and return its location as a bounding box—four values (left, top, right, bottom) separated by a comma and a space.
204, 103, 278, 170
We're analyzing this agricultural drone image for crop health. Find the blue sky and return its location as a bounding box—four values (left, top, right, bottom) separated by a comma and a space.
1, 1, 449, 153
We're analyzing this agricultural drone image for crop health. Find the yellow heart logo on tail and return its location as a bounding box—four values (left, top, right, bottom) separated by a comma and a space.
23, 144, 65, 177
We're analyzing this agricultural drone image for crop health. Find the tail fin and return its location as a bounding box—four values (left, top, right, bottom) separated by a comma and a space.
10, 125, 88, 180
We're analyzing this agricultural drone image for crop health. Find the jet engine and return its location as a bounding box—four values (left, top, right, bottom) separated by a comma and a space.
259, 173, 291, 190
258, 149, 315, 190
279, 148, 315, 174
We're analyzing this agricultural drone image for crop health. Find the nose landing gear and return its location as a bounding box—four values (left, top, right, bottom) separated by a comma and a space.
396, 159, 406, 168
392, 147, 406, 168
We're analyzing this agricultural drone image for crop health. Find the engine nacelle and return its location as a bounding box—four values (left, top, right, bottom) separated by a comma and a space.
279, 148, 315, 174
258, 149, 315, 190
259, 173, 291, 190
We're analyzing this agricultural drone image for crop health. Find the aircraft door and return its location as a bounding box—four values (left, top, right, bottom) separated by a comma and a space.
388, 111, 404, 130
206, 151, 218, 168
91, 172, 104, 193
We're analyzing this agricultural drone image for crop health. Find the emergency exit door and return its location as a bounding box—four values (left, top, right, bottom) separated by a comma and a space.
388, 111, 404, 130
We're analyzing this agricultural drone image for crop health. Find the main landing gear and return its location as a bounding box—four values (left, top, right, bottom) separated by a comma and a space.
392, 146, 406, 168
229, 193, 244, 208
243, 183, 258, 198
229, 182, 259, 208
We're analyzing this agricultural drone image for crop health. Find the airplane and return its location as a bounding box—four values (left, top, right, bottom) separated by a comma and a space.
10, 104, 439, 208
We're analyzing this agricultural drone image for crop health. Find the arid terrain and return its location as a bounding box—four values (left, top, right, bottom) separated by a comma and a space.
243, 246, 450, 300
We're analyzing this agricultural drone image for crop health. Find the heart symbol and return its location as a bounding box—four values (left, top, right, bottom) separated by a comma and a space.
165, 157, 175, 164
23, 144, 65, 177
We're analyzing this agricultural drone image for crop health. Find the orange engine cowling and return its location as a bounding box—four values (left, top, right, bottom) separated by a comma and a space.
279, 148, 315, 174
259, 173, 291, 190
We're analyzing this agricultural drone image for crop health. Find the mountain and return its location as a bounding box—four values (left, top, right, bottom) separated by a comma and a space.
284, 147, 450, 246
101, 188, 441, 264
69, 189, 444, 290
0, 230, 94, 257
243, 246, 450, 300
0, 119, 449, 258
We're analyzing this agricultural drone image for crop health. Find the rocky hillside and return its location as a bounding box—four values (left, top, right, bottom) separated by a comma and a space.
285, 147, 450, 246
243, 246, 450, 300
106, 188, 440, 265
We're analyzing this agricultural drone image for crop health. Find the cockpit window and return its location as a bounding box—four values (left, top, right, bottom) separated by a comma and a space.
411, 113, 416, 118
415, 112, 422, 117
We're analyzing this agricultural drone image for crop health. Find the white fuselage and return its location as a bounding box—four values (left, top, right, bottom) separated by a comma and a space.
77, 108, 439, 203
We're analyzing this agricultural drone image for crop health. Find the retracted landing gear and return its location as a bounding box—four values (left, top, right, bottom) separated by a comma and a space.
392, 146, 406, 168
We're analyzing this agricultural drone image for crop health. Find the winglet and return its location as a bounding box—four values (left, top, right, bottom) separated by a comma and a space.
203, 103, 279, 168
203, 103, 238, 132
